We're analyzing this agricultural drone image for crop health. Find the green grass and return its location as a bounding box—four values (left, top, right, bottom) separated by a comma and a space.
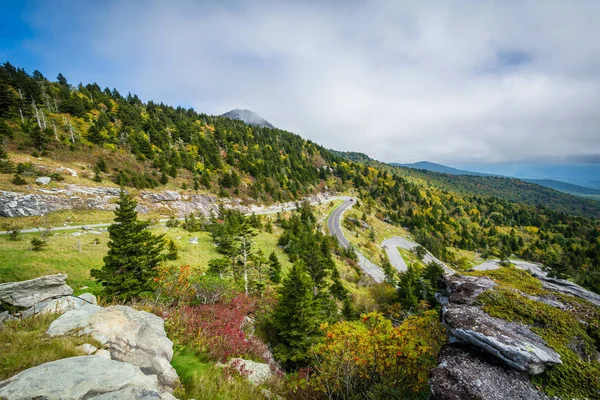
171, 347, 266, 400
0, 313, 101, 380
0, 225, 292, 291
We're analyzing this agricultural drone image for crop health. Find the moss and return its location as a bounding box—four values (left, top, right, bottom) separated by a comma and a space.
466, 266, 544, 295
477, 289, 600, 398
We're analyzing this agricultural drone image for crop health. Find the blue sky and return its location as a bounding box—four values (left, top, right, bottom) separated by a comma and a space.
2, 1, 600, 164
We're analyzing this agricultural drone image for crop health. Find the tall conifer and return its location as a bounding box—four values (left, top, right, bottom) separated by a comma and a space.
91, 190, 164, 300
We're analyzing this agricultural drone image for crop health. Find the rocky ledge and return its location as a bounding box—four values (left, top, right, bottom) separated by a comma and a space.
0, 274, 179, 399
430, 271, 600, 399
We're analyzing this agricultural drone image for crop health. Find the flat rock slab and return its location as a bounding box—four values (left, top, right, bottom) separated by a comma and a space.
430, 345, 550, 400
0, 356, 177, 400
20, 293, 97, 318
445, 305, 561, 374
47, 305, 178, 389
0, 273, 73, 308
539, 276, 600, 308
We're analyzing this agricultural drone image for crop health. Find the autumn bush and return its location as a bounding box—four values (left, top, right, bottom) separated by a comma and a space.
296, 310, 446, 399
168, 293, 269, 362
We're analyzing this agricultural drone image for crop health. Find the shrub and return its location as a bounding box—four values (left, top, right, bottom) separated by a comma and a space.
170, 294, 268, 362
30, 237, 48, 251
306, 311, 446, 398
11, 174, 26, 185
2, 222, 22, 241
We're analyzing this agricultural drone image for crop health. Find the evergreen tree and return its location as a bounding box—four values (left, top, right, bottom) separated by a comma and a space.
91, 190, 165, 301
268, 251, 282, 283
396, 264, 421, 311
272, 262, 320, 368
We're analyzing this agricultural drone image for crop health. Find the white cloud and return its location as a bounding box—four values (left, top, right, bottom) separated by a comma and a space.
21, 0, 600, 163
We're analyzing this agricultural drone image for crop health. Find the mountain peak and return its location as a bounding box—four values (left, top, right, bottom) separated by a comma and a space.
221, 109, 275, 129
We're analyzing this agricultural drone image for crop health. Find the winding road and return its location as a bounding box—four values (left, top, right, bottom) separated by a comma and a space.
1, 193, 543, 282
326, 197, 386, 282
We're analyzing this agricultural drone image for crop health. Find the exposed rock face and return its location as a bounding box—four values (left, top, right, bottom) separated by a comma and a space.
440, 275, 561, 375
444, 306, 561, 374
430, 274, 563, 399
228, 358, 272, 385
0, 356, 177, 400
47, 304, 178, 389
430, 345, 549, 400
0, 273, 73, 308
538, 275, 600, 307
20, 293, 97, 318
0, 183, 334, 218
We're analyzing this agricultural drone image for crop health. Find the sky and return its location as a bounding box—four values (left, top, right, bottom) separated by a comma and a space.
2, 0, 600, 164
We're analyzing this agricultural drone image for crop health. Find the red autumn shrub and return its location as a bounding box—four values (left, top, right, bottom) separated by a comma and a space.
177, 293, 269, 362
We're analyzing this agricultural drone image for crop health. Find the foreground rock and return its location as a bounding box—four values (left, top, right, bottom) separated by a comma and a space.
47, 304, 178, 389
441, 275, 561, 374
228, 358, 272, 385
430, 345, 549, 400
20, 293, 97, 318
0, 273, 73, 308
0, 356, 177, 400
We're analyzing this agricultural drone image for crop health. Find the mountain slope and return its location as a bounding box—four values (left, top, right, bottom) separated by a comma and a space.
221, 109, 275, 129
523, 178, 600, 196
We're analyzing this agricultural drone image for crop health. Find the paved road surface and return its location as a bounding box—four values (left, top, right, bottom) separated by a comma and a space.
381, 237, 455, 275
326, 197, 385, 283
470, 259, 546, 276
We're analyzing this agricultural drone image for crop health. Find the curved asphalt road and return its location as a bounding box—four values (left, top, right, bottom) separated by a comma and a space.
326, 197, 386, 283
381, 237, 455, 275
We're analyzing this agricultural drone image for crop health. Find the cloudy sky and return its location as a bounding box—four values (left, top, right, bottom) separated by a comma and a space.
2, 0, 600, 164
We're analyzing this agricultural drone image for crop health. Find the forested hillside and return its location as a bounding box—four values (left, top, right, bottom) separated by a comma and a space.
1, 63, 599, 294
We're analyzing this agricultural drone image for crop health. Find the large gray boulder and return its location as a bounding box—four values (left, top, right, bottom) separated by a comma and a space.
444, 305, 562, 374
47, 305, 178, 389
440, 275, 561, 374
430, 345, 549, 400
228, 358, 272, 385
20, 293, 97, 318
0, 356, 177, 400
0, 273, 73, 308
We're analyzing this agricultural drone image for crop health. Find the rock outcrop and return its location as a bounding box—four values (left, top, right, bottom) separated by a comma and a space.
537, 275, 600, 307
0, 356, 177, 400
440, 275, 561, 375
430, 345, 549, 400
19, 293, 97, 318
0, 273, 73, 308
430, 274, 562, 399
0, 183, 334, 218
47, 304, 178, 389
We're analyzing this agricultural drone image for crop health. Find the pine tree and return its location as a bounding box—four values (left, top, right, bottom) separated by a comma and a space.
91, 190, 165, 301
268, 251, 282, 283
272, 262, 320, 368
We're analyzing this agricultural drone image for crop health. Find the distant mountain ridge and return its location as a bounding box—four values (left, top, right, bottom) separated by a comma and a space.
394, 161, 600, 198
221, 109, 275, 129
391, 161, 495, 177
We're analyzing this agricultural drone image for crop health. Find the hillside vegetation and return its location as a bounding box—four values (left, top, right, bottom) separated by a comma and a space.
0, 63, 599, 295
